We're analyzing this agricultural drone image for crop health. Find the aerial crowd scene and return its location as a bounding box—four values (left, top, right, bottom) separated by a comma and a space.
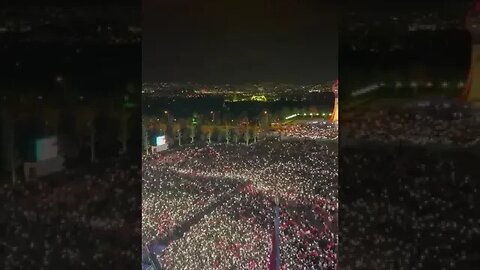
340, 99, 480, 269
143, 121, 338, 270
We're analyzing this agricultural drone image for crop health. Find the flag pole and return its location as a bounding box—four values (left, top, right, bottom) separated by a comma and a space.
144, 243, 161, 270
273, 198, 280, 270
10, 121, 16, 185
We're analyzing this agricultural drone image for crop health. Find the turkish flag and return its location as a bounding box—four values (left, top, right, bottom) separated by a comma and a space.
268, 229, 277, 270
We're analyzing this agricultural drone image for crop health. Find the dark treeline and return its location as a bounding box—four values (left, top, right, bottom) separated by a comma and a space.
144, 93, 334, 119
340, 30, 471, 92
0, 43, 141, 176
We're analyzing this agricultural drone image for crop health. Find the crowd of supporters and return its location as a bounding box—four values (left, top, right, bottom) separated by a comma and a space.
340, 102, 480, 269
340, 147, 480, 269
344, 103, 480, 145
279, 122, 338, 140
143, 136, 338, 269
0, 159, 140, 270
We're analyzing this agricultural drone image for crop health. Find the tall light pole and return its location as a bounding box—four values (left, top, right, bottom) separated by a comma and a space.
89, 121, 96, 163
121, 109, 128, 155
10, 120, 16, 185
164, 110, 171, 139
142, 120, 149, 155
164, 110, 170, 123
9, 62, 20, 185
264, 110, 269, 129
55, 75, 67, 103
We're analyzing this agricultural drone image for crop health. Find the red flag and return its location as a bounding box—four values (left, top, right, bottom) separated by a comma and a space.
268, 229, 277, 270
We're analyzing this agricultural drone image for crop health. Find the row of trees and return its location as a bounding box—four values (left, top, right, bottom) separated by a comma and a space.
2, 101, 137, 175
145, 119, 264, 147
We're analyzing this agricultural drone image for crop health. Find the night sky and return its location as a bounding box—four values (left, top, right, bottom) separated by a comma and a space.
143, 0, 337, 84
0, 0, 139, 7
343, 0, 473, 14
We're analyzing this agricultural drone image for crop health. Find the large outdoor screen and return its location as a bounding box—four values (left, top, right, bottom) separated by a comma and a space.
35, 136, 58, 161
155, 135, 166, 146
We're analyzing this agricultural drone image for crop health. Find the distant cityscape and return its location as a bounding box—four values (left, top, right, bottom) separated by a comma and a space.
343, 5, 471, 53
142, 81, 334, 102
0, 6, 141, 44
345, 3, 470, 32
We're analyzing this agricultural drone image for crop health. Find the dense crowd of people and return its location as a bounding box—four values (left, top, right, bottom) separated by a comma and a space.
142, 166, 239, 246
278, 122, 338, 140
0, 159, 141, 270
143, 136, 338, 269
340, 101, 480, 269
344, 103, 480, 145
340, 147, 480, 269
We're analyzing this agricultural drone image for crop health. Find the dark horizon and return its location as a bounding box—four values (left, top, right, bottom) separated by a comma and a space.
143, 0, 337, 84
0, 0, 139, 7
